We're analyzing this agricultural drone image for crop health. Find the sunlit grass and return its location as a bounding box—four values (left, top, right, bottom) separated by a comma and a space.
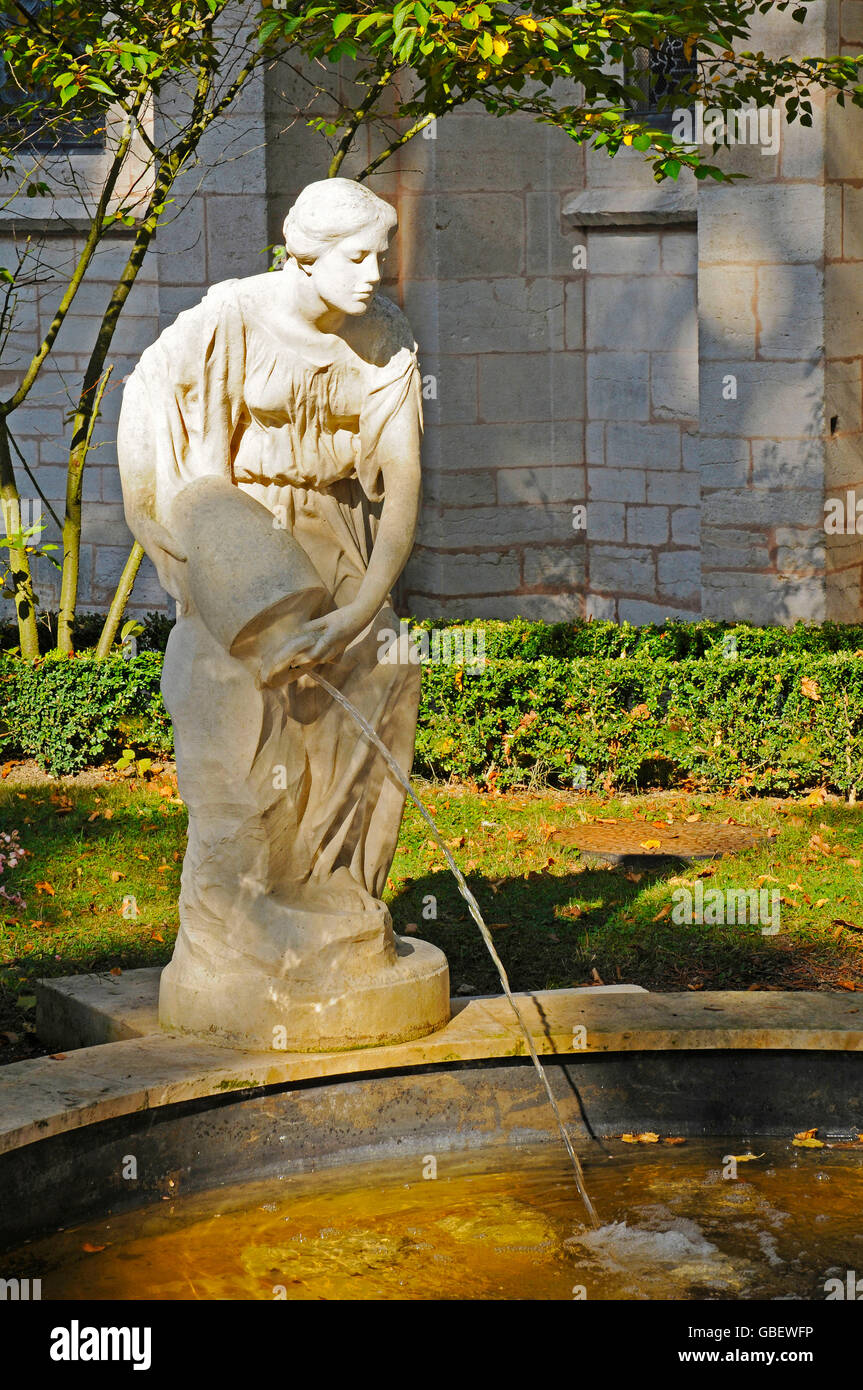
1, 774, 861, 1063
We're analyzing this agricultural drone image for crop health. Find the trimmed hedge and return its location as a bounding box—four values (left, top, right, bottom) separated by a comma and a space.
4, 612, 863, 660
1, 641, 862, 795
0, 651, 171, 775
416, 654, 863, 795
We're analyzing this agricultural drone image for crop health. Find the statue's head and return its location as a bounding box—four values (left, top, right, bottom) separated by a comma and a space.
283, 178, 397, 317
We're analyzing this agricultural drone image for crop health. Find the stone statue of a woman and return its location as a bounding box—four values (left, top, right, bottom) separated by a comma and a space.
117, 179, 449, 1052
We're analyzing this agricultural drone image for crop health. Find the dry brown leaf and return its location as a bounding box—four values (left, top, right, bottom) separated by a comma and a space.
801, 676, 821, 701
621, 1132, 660, 1144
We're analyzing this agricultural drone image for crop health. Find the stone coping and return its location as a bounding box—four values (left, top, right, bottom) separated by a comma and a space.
0, 970, 861, 1158
563, 186, 698, 226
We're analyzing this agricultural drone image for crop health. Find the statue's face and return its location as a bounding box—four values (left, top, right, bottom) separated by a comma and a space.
307, 223, 390, 316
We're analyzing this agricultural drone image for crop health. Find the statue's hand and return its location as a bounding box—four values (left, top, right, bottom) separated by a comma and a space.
261, 606, 364, 686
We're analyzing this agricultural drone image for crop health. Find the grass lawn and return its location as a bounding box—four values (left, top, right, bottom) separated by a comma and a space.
1, 769, 861, 1065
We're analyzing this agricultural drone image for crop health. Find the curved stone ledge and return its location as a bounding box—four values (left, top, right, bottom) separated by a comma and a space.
0, 970, 862, 1158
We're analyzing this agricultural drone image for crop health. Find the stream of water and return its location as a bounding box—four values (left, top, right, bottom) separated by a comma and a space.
309, 669, 601, 1230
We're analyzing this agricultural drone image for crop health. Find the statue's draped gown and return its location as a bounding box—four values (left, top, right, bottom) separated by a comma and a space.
118, 277, 423, 995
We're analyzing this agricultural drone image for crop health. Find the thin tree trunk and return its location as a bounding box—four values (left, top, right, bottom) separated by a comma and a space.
0, 416, 39, 658
94, 540, 144, 659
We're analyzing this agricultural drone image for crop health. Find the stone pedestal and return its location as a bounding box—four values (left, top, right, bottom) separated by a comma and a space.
159, 934, 450, 1053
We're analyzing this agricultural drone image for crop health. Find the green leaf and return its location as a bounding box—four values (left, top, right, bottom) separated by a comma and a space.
332, 14, 353, 38
84, 77, 116, 97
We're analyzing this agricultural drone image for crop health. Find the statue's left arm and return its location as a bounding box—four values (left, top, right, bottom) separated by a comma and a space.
264, 333, 423, 679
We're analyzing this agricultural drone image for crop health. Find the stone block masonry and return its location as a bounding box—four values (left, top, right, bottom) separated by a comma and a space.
2, 1, 862, 626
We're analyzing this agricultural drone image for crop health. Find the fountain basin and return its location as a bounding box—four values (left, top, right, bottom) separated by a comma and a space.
1, 975, 862, 1266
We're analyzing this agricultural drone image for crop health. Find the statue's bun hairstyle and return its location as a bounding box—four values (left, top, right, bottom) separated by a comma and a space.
283, 178, 397, 264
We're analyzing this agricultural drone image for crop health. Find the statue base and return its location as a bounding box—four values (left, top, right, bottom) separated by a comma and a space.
158, 935, 450, 1053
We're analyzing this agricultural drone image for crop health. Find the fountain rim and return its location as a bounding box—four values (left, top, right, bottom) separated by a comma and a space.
3, 972, 863, 1161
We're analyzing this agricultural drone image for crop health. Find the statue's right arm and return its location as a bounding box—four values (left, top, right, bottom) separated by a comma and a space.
117, 285, 245, 605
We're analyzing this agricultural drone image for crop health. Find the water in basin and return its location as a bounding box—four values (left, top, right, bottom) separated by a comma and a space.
10, 1138, 863, 1300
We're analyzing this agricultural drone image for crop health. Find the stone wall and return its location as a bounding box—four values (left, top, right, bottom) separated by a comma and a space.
3, 1, 862, 627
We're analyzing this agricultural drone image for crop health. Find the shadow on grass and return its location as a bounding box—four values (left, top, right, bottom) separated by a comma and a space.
386, 863, 844, 996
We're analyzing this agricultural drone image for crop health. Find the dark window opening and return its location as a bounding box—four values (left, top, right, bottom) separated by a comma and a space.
626, 37, 698, 132
0, 0, 106, 151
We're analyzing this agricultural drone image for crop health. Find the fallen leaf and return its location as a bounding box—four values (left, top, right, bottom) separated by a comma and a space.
801, 676, 821, 701
833, 918, 863, 932
652, 905, 671, 922
34, 881, 54, 896
662, 1136, 687, 1146
792, 1135, 825, 1148
110, 870, 124, 882
729, 1152, 765, 1162
621, 1132, 660, 1144
109, 967, 122, 976
50, 1052, 67, 1060
590, 967, 605, 986
81, 1243, 108, 1253
640, 838, 662, 851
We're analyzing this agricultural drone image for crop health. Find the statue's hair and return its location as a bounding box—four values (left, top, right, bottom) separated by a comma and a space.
283, 178, 397, 263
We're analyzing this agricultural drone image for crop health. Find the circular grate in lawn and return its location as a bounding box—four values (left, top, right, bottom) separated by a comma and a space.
566, 820, 769, 864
